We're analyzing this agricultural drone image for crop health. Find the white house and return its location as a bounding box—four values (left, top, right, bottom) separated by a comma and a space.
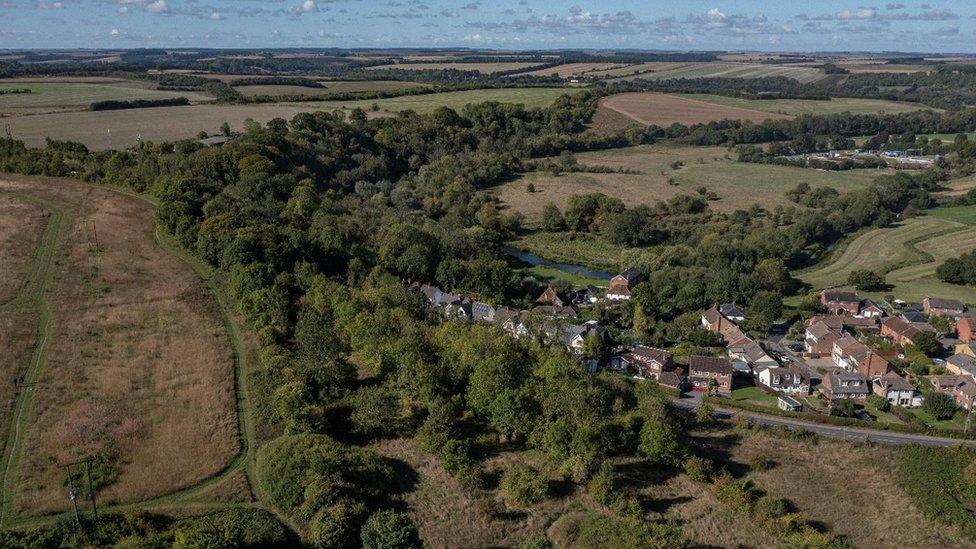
757, 367, 810, 395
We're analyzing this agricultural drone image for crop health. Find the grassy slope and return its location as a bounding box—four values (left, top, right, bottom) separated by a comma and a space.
676, 93, 931, 116
292, 87, 571, 114
0, 82, 210, 108
234, 80, 428, 97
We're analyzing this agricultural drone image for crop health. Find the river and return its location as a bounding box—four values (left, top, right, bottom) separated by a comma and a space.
502, 247, 614, 282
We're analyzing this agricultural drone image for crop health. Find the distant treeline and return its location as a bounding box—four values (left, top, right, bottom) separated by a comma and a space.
90, 96, 190, 111
229, 76, 325, 88
0, 88, 31, 95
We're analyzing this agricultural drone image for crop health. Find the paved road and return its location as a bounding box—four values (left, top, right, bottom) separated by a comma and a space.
673, 397, 974, 447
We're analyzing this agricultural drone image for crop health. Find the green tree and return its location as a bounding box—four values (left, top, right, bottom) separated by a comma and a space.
922, 392, 957, 420
847, 269, 885, 291
541, 202, 565, 232
911, 331, 942, 357
831, 399, 857, 418
638, 419, 685, 466
361, 510, 422, 549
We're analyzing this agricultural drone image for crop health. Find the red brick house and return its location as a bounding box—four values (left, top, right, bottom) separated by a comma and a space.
629, 346, 675, 379
820, 290, 861, 316
928, 375, 976, 411
688, 355, 733, 395
606, 268, 643, 301
881, 316, 921, 347
701, 306, 747, 344
923, 297, 967, 318
535, 285, 565, 307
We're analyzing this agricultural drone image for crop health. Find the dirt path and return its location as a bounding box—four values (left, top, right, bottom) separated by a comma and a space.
0, 176, 260, 528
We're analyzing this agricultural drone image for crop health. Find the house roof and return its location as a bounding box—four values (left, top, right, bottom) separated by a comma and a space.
900, 310, 928, 324
948, 353, 976, 374
631, 345, 673, 365
823, 371, 869, 395
877, 372, 913, 392
535, 285, 564, 306
928, 375, 962, 389
807, 315, 845, 330
822, 290, 859, 304
729, 337, 773, 363
702, 306, 723, 325
689, 355, 732, 375
719, 303, 746, 318
927, 297, 966, 310
882, 316, 922, 338
763, 367, 808, 385
659, 368, 686, 388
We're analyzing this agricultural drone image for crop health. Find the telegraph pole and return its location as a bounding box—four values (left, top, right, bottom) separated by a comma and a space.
64, 465, 82, 533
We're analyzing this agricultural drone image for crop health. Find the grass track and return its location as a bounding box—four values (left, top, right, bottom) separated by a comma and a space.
0, 193, 69, 527
0, 181, 265, 529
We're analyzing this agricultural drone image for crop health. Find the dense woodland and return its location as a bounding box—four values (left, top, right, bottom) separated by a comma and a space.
3, 65, 976, 545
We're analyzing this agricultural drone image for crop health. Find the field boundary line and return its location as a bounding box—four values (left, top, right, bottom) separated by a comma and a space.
0, 192, 70, 527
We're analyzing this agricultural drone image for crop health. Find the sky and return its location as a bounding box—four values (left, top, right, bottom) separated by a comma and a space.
2, 0, 976, 52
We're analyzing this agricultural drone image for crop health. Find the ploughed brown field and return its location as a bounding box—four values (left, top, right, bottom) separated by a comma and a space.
598, 92, 793, 128
0, 175, 238, 515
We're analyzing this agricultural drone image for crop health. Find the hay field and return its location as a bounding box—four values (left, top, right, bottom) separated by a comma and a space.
2, 103, 349, 149
301, 87, 570, 114
0, 176, 239, 515
676, 93, 931, 116
585, 62, 690, 78
234, 80, 428, 97
941, 175, 976, 197
520, 62, 628, 77
611, 62, 826, 84
366, 62, 544, 73
498, 144, 885, 221
599, 92, 792, 127
0, 81, 211, 112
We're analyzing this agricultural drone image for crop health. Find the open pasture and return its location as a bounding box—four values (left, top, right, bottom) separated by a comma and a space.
300, 87, 570, 114
366, 62, 544, 73
520, 62, 628, 77
0, 196, 47, 302
598, 92, 792, 127
0, 176, 239, 516
676, 93, 931, 116
498, 144, 884, 221
0, 81, 211, 113
584, 62, 691, 78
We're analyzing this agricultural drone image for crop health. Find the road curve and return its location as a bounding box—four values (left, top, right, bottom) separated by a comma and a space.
673, 398, 975, 448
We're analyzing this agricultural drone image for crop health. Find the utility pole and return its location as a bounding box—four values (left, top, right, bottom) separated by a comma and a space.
85, 459, 98, 522
65, 465, 82, 533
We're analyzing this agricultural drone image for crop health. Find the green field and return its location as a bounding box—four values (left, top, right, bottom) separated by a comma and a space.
0, 81, 211, 109
499, 144, 888, 221
675, 94, 930, 116
927, 204, 976, 225
291, 87, 571, 114
611, 62, 826, 84
799, 213, 976, 304
508, 231, 628, 274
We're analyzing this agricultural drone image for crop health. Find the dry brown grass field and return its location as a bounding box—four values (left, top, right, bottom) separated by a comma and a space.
498, 144, 886, 221
599, 92, 792, 128
372, 425, 963, 548
942, 174, 976, 196
0, 314, 37, 454
0, 176, 238, 515
0, 195, 47, 301
366, 62, 544, 73
234, 80, 428, 97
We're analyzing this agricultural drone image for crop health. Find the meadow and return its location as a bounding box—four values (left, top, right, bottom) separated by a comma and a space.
520, 62, 628, 77
498, 144, 887, 222
0, 81, 211, 112
233, 80, 428, 97
0, 176, 239, 516
675, 93, 931, 116
799, 212, 976, 304
599, 92, 792, 127
302, 87, 571, 114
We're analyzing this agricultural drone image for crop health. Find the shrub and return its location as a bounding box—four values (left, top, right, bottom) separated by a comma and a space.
172, 508, 289, 549
748, 454, 773, 472
520, 534, 554, 549
638, 419, 686, 467
830, 399, 857, 418
923, 392, 958, 420
847, 269, 885, 291
695, 402, 714, 425
347, 385, 402, 439
309, 500, 367, 549
587, 462, 618, 507
712, 472, 755, 515
500, 463, 549, 508
439, 438, 483, 488
417, 398, 460, 453
360, 510, 422, 549
867, 394, 891, 413
683, 455, 714, 483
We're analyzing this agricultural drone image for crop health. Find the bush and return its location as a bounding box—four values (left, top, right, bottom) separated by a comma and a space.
695, 402, 714, 425
683, 455, 714, 483
712, 472, 755, 515
520, 534, 554, 549
830, 399, 857, 418
638, 419, 686, 466
847, 269, 885, 291
867, 394, 891, 413
309, 500, 367, 549
417, 398, 460, 453
439, 438, 483, 488
587, 462, 618, 507
173, 508, 289, 549
748, 454, 773, 472
360, 510, 422, 549
500, 463, 549, 508
347, 385, 402, 439
923, 392, 957, 420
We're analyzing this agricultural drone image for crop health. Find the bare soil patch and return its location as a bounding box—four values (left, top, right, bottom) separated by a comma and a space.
0, 175, 238, 515
0, 195, 47, 302
599, 92, 792, 128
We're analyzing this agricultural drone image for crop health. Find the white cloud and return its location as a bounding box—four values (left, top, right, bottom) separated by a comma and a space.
146, 0, 168, 14
210, 11, 223, 20
110, 28, 121, 35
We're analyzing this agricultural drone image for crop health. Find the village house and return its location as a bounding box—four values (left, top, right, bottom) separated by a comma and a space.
831, 336, 892, 378
657, 368, 689, 392
820, 290, 862, 316
628, 345, 675, 379
688, 355, 733, 395
957, 341, 976, 358
719, 303, 746, 322
606, 267, 643, 301
804, 321, 843, 357
923, 296, 967, 318
535, 285, 565, 307
881, 316, 922, 347
856, 299, 884, 319
820, 371, 870, 401
900, 310, 928, 324
727, 337, 778, 369
873, 372, 922, 408
701, 306, 748, 344
957, 316, 976, 344
928, 375, 976, 411
419, 283, 460, 310
757, 366, 810, 395
946, 353, 976, 379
